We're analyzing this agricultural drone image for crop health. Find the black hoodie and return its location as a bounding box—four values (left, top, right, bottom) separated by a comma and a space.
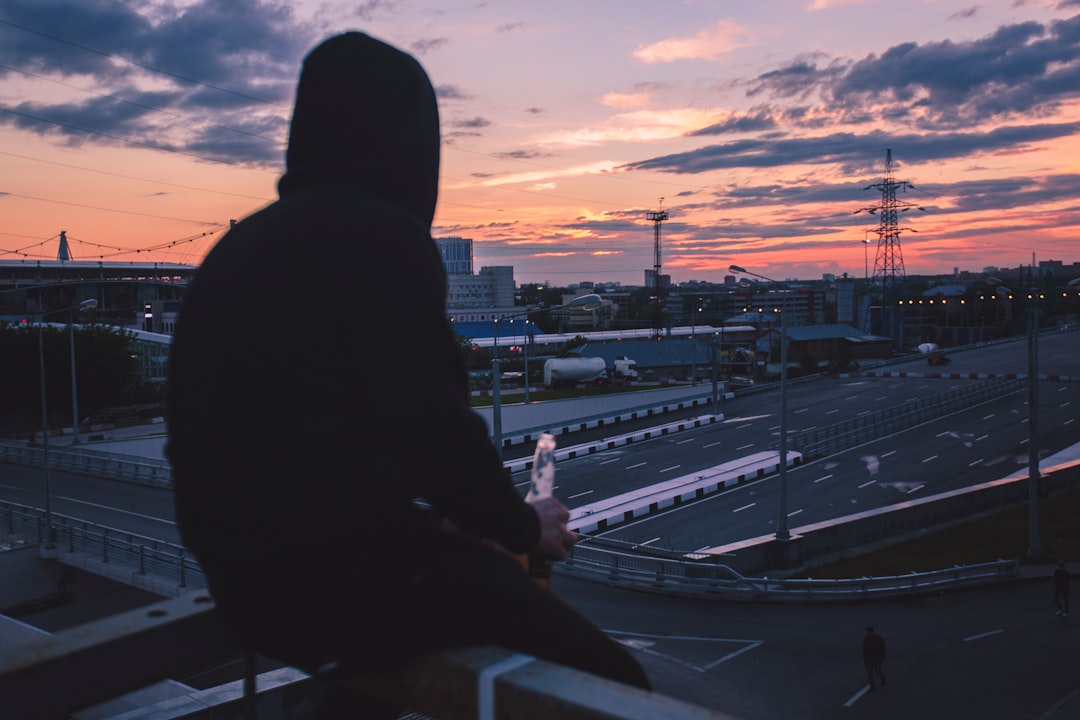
166, 32, 538, 572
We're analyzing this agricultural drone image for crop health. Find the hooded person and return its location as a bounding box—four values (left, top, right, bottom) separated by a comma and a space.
166, 31, 650, 695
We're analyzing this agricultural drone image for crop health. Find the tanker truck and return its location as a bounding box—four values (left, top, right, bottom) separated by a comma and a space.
543, 356, 609, 388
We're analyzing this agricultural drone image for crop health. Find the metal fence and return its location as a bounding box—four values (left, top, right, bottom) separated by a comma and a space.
2, 502, 204, 590
1, 502, 1017, 603
778, 377, 1025, 459
561, 535, 1019, 601
0, 442, 172, 486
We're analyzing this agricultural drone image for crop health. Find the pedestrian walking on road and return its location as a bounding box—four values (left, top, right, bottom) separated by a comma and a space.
863, 625, 887, 691
1054, 562, 1071, 616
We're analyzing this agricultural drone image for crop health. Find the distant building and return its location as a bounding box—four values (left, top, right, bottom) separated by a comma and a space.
435, 236, 473, 275
435, 236, 521, 331
644, 269, 671, 290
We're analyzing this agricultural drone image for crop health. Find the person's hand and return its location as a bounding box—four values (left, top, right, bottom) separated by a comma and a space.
530, 496, 579, 561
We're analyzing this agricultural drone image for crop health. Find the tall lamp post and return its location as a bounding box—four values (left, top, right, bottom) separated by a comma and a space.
38, 298, 97, 549
730, 265, 791, 542
491, 294, 602, 459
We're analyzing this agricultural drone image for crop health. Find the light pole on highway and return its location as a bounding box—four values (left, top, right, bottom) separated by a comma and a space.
38, 298, 98, 549
1025, 271, 1043, 559
491, 294, 602, 459
730, 265, 791, 542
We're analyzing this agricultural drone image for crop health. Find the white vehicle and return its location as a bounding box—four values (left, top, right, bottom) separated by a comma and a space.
613, 356, 639, 381
543, 356, 608, 388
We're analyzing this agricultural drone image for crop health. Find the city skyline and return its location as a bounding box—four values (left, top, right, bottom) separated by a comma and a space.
2, 0, 1080, 286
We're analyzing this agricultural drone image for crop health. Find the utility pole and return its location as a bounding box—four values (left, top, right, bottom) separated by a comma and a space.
1026, 257, 1042, 559
647, 200, 668, 341
854, 149, 924, 348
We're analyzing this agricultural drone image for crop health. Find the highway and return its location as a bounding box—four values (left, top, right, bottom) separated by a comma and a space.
1, 332, 1076, 552
2, 330, 1078, 719
501, 331, 1079, 554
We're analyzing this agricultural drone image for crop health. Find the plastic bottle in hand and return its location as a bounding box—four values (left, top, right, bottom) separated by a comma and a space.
524, 433, 557, 586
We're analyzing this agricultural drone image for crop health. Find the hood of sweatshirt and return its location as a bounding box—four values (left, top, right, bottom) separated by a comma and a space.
277, 32, 440, 228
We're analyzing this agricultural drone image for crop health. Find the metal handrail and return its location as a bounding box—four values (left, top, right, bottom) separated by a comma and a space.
0, 502, 1017, 602
776, 377, 1025, 459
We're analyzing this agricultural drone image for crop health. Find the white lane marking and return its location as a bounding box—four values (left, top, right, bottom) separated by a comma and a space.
659, 465, 681, 473
922, 455, 938, 463
814, 474, 833, 484
963, 629, 1004, 642
626, 462, 646, 470
827, 409, 840, 414
794, 408, 809, 414
704, 441, 723, 448
607, 631, 764, 672
733, 503, 756, 513
906, 484, 925, 494
976, 434, 989, 442
567, 490, 594, 500
881, 450, 897, 458
59, 498, 176, 525
969, 458, 984, 467
844, 686, 872, 707
858, 480, 877, 489
737, 443, 754, 450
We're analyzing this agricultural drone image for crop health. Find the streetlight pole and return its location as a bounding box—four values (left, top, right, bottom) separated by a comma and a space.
490, 294, 602, 459
730, 266, 791, 542
523, 321, 533, 404
862, 231, 871, 332
69, 320, 82, 443
1026, 270, 1042, 559
37, 298, 97, 549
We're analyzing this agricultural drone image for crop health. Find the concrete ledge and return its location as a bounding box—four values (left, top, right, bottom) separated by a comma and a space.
505, 414, 722, 475
0, 595, 735, 719
570, 451, 801, 534
343, 644, 735, 720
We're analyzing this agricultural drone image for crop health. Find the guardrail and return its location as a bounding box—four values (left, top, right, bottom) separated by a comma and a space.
0, 500, 1021, 603
0, 442, 172, 486
0, 592, 736, 720
560, 536, 1019, 601
1, 504, 204, 594
777, 377, 1025, 459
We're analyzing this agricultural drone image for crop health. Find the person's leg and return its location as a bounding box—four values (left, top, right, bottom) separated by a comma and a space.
407, 540, 652, 689
201, 542, 650, 691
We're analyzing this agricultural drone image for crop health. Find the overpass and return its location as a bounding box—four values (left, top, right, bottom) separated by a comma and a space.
2, 334, 1080, 720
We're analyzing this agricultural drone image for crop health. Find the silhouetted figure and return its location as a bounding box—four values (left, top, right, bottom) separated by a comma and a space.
863, 625, 887, 690
1054, 562, 1070, 616
165, 31, 650, 714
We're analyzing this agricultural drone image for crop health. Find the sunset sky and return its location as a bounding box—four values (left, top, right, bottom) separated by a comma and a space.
2, 0, 1079, 286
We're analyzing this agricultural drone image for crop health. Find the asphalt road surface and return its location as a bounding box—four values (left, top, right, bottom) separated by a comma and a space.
556, 568, 1080, 720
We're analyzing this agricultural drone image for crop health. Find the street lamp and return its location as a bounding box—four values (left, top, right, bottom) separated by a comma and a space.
37, 298, 97, 549
491, 294, 602, 459
729, 265, 791, 542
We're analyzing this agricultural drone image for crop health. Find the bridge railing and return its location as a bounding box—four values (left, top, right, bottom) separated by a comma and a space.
779, 377, 1026, 459
562, 536, 1019, 600
0, 442, 172, 486
2, 504, 205, 594
0, 501, 1020, 603
0, 591, 736, 720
